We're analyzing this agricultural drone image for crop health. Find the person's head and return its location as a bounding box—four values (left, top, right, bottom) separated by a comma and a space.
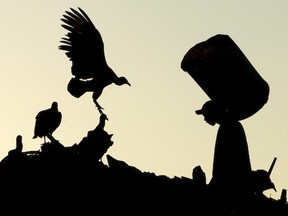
195, 100, 228, 125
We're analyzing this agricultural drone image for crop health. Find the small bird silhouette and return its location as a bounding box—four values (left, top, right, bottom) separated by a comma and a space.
59, 7, 131, 114
87, 113, 109, 137
33, 102, 62, 143
249, 169, 276, 194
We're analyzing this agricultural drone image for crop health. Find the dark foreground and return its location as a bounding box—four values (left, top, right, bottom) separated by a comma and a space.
0, 120, 287, 215
0, 145, 287, 215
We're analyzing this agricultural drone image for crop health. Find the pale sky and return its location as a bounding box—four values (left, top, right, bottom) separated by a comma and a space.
1, 1, 287, 199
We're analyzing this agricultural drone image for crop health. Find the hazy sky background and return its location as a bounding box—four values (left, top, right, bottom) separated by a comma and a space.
1, 1, 287, 199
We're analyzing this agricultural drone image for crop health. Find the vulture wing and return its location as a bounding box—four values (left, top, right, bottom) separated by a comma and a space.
59, 7, 108, 79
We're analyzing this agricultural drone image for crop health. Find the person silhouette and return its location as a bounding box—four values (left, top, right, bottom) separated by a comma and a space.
195, 100, 252, 194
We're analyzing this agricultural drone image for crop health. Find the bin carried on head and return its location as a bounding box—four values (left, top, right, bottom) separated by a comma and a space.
181, 34, 269, 120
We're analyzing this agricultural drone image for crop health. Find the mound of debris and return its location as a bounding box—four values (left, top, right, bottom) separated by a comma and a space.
0, 114, 286, 215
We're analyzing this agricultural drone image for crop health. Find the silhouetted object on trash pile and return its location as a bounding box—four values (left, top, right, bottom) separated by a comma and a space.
33, 101, 62, 143
1, 135, 28, 168
59, 7, 131, 115
249, 169, 276, 195
8, 135, 23, 156
248, 157, 277, 194
192, 165, 207, 191
77, 113, 113, 160
181, 34, 269, 120
280, 189, 287, 205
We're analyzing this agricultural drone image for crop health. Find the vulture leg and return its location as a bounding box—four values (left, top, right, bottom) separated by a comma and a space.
94, 100, 104, 115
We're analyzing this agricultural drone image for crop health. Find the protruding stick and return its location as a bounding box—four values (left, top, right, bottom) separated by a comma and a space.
268, 157, 277, 176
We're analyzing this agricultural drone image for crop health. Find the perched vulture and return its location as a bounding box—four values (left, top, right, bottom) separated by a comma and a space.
33, 102, 62, 143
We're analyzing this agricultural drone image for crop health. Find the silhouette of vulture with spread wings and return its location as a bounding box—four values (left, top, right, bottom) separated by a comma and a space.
59, 7, 131, 114
33, 102, 62, 143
